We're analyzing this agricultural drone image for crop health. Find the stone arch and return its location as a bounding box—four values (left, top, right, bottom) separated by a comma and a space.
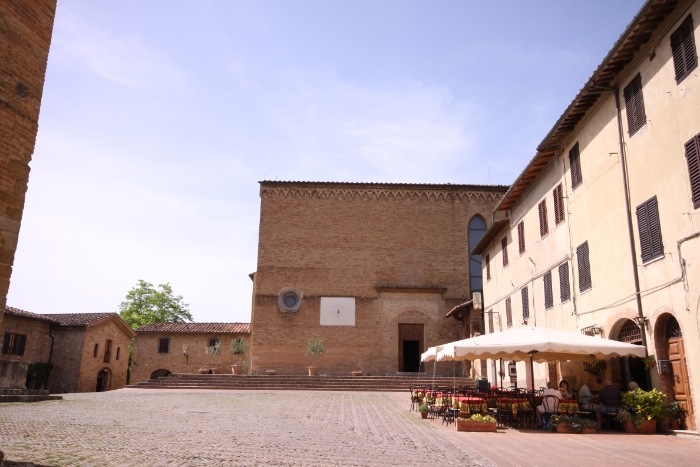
602, 307, 638, 339
650, 307, 689, 404
150, 369, 171, 380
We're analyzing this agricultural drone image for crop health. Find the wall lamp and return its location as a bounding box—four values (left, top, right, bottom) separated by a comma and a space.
633, 316, 649, 330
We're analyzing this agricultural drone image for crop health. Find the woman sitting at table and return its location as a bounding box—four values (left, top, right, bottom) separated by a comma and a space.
559, 380, 574, 399
536, 381, 562, 427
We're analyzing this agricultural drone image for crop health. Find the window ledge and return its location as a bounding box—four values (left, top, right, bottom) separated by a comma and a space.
629, 124, 647, 140
580, 287, 592, 295
642, 254, 664, 266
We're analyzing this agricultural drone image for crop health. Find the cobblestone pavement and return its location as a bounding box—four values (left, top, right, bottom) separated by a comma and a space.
0, 390, 490, 467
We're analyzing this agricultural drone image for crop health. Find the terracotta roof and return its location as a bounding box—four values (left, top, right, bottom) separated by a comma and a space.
496, 0, 681, 213
260, 180, 509, 191
445, 301, 472, 319
38, 312, 117, 326
135, 322, 251, 334
471, 218, 510, 255
4, 306, 59, 323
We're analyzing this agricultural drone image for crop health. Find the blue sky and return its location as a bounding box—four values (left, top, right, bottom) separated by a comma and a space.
8, 0, 645, 322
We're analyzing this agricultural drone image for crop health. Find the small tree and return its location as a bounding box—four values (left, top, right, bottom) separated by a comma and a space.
205, 340, 221, 356
230, 337, 248, 366
306, 338, 325, 367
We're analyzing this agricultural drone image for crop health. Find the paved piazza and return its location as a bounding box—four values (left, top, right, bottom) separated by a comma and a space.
0, 390, 488, 467
1, 389, 699, 467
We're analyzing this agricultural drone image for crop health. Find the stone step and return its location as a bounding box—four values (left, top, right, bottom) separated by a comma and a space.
128, 374, 474, 392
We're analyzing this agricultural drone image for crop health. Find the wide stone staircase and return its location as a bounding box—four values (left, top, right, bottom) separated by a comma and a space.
128, 374, 475, 392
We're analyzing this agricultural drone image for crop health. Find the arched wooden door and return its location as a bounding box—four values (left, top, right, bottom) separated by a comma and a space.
668, 337, 694, 429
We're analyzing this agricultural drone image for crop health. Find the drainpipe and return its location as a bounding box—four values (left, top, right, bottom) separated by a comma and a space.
590, 85, 649, 385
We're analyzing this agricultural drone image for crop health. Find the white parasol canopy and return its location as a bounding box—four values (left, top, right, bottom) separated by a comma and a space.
420, 345, 445, 363
427, 326, 646, 363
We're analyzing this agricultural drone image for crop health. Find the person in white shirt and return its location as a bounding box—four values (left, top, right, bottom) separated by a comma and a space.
579, 379, 600, 412
536, 381, 563, 427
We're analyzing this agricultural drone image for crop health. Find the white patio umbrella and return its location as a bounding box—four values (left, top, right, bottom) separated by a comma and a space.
420, 345, 445, 363
431, 326, 647, 389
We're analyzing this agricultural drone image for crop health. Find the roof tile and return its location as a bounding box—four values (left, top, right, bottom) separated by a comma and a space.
135, 322, 251, 334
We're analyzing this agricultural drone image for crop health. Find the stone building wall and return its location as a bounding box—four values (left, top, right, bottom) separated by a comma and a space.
76, 320, 133, 392
0, 0, 57, 327
0, 314, 52, 364
47, 326, 85, 393
130, 332, 250, 384
251, 182, 506, 376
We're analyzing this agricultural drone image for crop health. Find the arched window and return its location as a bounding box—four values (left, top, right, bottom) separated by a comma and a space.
468, 216, 487, 293
617, 320, 642, 344
665, 316, 682, 340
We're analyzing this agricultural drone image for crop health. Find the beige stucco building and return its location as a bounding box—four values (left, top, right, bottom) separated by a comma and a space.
473, 0, 700, 430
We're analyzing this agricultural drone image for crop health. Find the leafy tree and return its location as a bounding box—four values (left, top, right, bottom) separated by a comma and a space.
119, 280, 193, 329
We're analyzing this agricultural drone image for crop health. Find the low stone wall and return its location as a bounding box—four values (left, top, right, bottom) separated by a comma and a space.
0, 360, 28, 389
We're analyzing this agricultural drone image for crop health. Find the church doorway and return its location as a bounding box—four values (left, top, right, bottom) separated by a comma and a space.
398, 323, 423, 372
96, 368, 111, 392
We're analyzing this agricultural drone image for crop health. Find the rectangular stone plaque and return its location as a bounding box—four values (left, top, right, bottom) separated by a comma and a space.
320, 297, 355, 326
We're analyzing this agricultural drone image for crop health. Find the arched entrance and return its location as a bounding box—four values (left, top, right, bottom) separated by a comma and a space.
654, 313, 694, 429
614, 319, 649, 390
150, 369, 171, 380
96, 368, 111, 392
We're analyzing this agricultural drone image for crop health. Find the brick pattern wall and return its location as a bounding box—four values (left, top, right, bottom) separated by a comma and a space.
0, 314, 52, 363
251, 183, 505, 375
0, 1, 57, 328
130, 332, 250, 383
48, 327, 85, 393
76, 320, 133, 392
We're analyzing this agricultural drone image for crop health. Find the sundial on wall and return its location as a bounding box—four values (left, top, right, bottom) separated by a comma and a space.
320, 297, 355, 326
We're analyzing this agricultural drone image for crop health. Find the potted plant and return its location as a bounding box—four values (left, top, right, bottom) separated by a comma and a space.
547, 415, 597, 434
230, 337, 248, 375
204, 340, 222, 374
642, 355, 656, 370
665, 401, 687, 430
456, 414, 497, 432
617, 388, 666, 433
306, 338, 325, 376
418, 403, 430, 419
352, 370, 363, 376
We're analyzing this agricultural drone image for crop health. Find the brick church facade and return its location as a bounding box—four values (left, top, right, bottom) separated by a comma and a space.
249, 181, 507, 376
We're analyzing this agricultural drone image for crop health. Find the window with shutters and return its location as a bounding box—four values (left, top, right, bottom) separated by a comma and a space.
577, 241, 592, 292
685, 134, 700, 209
2, 332, 26, 356
521, 287, 529, 323
569, 143, 583, 189
671, 15, 698, 84
624, 74, 646, 137
505, 297, 512, 329
559, 263, 570, 303
544, 270, 553, 310
104, 339, 112, 363
158, 338, 170, 354
501, 237, 509, 267
488, 309, 494, 334
93, 343, 99, 357
518, 221, 525, 254
636, 196, 664, 263
538, 199, 548, 238
553, 184, 565, 225
485, 254, 491, 281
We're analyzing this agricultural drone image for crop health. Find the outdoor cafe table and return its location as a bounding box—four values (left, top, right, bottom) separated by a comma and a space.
454, 396, 487, 413
493, 397, 532, 416
558, 400, 580, 414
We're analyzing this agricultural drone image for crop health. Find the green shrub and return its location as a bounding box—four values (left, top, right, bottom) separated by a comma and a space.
621, 388, 666, 420
547, 415, 597, 432
418, 403, 429, 413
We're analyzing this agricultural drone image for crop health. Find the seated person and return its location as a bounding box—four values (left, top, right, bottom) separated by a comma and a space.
579, 379, 600, 412
536, 381, 563, 427
559, 380, 574, 399
613, 378, 622, 390
596, 380, 622, 429
628, 381, 639, 391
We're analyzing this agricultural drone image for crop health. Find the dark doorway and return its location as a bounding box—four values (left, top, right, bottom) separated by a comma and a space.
398, 323, 424, 372
403, 340, 420, 372
150, 369, 171, 380
628, 357, 649, 391
96, 369, 109, 392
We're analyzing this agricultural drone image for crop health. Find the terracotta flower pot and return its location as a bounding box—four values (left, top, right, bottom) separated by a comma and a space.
669, 421, 681, 430
556, 425, 597, 434
231, 365, 242, 375
308, 366, 319, 376
265, 369, 276, 375
623, 420, 657, 434
456, 420, 497, 432
352, 371, 363, 376
211, 368, 223, 375
420, 412, 428, 419
197, 368, 209, 374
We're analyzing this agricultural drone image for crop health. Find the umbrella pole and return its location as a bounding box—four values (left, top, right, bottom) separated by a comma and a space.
500, 358, 503, 389
529, 354, 535, 390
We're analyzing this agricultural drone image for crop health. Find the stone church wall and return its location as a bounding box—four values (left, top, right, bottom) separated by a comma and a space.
250, 182, 506, 376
